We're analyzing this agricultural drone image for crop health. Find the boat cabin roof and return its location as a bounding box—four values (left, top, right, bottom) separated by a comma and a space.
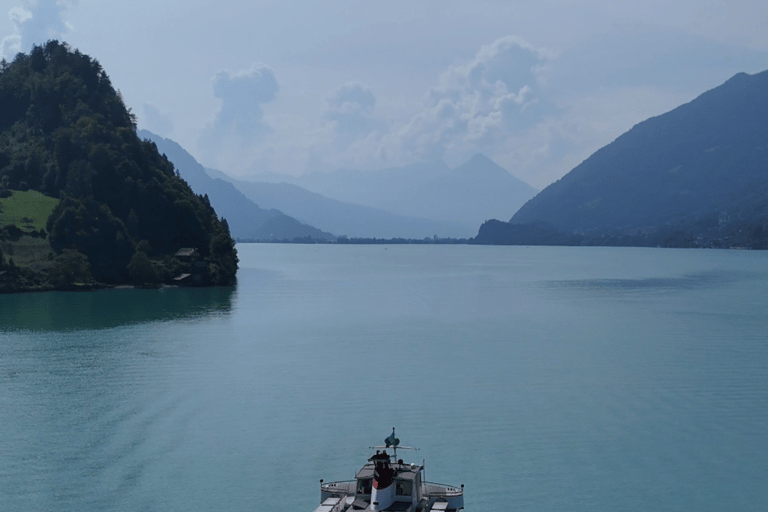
355, 461, 421, 482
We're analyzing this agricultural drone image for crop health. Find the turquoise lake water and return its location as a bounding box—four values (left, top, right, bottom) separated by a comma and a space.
1, 244, 767, 511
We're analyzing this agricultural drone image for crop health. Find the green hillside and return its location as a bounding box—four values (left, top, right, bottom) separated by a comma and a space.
0, 41, 238, 291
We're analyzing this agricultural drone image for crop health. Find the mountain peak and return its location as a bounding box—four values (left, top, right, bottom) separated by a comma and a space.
467, 153, 494, 164
453, 153, 514, 181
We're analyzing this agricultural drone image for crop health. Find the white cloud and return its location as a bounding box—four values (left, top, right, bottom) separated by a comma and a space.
188, 28, 754, 191
0, 33, 21, 60
286, 36, 564, 176
322, 82, 380, 139
225, 34, 667, 185
210, 63, 278, 138
360, 34, 694, 189
375, 36, 558, 166
198, 63, 279, 172
2, 0, 76, 59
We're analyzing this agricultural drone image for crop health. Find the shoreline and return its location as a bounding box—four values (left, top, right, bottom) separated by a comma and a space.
0, 282, 235, 295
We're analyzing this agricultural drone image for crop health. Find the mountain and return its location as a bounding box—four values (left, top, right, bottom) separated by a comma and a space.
427, 154, 538, 224
480, 70, 768, 248
139, 131, 334, 242
204, 169, 469, 239
247, 155, 538, 237
0, 42, 237, 290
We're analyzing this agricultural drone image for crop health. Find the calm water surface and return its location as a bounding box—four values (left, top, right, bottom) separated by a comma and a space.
1, 244, 767, 511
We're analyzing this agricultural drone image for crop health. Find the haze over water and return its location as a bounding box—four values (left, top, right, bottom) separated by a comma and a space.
1, 244, 767, 511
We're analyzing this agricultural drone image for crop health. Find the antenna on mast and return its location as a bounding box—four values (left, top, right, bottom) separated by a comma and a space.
369, 428, 418, 461
385, 427, 399, 459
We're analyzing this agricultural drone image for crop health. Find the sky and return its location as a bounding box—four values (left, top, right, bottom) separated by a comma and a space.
2, 0, 768, 189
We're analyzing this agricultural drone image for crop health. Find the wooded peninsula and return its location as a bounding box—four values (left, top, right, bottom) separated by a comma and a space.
0, 41, 238, 293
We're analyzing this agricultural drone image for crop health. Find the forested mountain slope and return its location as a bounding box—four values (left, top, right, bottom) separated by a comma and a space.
478, 70, 768, 248
0, 41, 237, 290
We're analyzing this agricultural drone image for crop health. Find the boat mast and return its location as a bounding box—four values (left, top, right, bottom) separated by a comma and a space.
368, 427, 418, 462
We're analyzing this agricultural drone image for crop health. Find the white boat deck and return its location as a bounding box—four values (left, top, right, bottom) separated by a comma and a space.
312, 432, 463, 512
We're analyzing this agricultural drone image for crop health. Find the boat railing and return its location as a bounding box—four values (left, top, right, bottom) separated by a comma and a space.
423, 482, 464, 498
320, 479, 356, 498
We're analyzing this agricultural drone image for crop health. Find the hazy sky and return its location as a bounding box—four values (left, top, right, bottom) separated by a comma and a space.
2, 0, 767, 188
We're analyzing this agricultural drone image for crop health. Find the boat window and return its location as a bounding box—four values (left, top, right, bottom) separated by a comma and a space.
357, 479, 372, 495
396, 480, 412, 496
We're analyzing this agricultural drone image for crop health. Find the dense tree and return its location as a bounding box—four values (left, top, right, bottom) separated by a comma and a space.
0, 175, 10, 198
47, 249, 93, 287
127, 250, 160, 286
46, 195, 133, 282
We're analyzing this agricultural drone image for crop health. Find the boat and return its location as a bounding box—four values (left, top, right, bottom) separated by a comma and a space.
313, 429, 464, 512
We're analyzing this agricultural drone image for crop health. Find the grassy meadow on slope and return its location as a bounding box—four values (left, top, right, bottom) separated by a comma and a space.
0, 190, 59, 232
0, 190, 58, 271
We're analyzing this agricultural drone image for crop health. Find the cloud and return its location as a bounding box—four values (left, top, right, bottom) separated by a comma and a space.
210, 63, 278, 138
2, 0, 76, 59
378, 36, 558, 164
322, 82, 380, 139
199, 63, 279, 172
0, 36, 22, 61
319, 82, 391, 168
247, 36, 566, 178
198, 32, 710, 188
298, 37, 561, 174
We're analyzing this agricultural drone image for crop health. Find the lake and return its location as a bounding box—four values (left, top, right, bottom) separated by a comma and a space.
1, 244, 767, 511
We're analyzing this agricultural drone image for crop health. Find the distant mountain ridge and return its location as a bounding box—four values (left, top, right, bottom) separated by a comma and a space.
202, 172, 467, 239
244, 154, 538, 237
476, 69, 768, 248
139, 131, 333, 241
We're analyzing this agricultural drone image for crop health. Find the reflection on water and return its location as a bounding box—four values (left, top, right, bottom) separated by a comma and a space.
0, 286, 235, 331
